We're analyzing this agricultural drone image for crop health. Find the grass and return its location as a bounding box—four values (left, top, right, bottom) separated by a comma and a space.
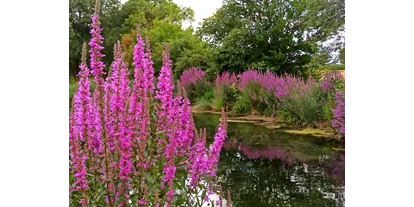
192, 98, 213, 111
281, 128, 335, 138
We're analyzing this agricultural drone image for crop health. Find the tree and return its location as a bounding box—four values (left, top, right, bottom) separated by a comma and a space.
119, 0, 213, 78
304, 0, 345, 65
197, 0, 345, 75
198, 0, 318, 75
70, 22, 82, 77
339, 47, 345, 64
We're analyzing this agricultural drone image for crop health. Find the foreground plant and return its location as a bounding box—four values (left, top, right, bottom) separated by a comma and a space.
69, 1, 228, 206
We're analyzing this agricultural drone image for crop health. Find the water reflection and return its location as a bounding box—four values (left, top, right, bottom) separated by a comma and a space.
193, 113, 345, 207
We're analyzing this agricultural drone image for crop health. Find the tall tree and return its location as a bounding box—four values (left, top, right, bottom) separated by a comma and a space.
197, 0, 345, 74
304, 0, 345, 65
198, 0, 317, 74
119, 0, 213, 77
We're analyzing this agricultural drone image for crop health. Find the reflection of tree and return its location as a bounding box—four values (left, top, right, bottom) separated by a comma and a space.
217, 149, 344, 207
194, 113, 345, 206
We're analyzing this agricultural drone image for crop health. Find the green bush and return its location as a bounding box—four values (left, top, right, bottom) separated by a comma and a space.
193, 97, 213, 111
185, 81, 213, 103
238, 82, 277, 116
319, 64, 345, 70
276, 86, 325, 126
232, 92, 252, 114
212, 83, 239, 111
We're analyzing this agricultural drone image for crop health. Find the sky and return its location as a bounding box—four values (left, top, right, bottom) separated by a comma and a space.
172, 0, 223, 30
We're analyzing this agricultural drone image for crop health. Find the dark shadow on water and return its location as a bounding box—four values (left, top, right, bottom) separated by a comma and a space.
193, 113, 345, 207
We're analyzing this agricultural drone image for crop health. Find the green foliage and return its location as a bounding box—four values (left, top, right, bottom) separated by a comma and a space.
322, 92, 335, 121
192, 98, 213, 111
339, 47, 345, 64
320, 64, 345, 71
276, 86, 326, 125
213, 83, 239, 111
119, 0, 212, 77
232, 92, 252, 115
197, 0, 344, 75
185, 80, 213, 103
169, 30, 215, 78
211, 97, 224, 111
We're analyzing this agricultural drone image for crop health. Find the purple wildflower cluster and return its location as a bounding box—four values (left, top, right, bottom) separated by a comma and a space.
238, 69, 317, 99
221, 68, 344, 134
215, 71, 237, 89
180, 67, 206, 89
69, 3, 227, 206
331, 90, 345, 136
320, 71, 344, 92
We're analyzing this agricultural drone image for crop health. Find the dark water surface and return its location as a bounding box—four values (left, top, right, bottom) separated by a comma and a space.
193, 113, 345, 207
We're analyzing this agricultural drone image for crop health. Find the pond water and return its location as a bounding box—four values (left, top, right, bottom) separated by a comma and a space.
193, 113, 345, 207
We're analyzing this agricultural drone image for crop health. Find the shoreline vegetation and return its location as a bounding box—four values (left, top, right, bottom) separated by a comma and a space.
183, 67, 345, 140
192, 109, 341, 140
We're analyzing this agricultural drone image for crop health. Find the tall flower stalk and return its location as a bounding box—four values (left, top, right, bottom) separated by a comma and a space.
69, 1, 227, 206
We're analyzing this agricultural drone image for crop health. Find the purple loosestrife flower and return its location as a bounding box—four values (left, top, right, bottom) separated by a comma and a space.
128, 28, 147, 170
89, 4, 107, 175
177, 95, 194, 155
216, 71, 237, 89
180, 67, 206, 89
73, 43, 94, 146
89, 11, 105, 85
69, 115, 89, 195
155, 46, 174, 129
320, 71, 344, 92
331, 90, 345, 136
118, 59, 133, 184
189, 128, 209, 188
207, 109, 227, 176
133, 26, 146, 94
74, 43, 102, 179
144, 36, 155, 95
161, 94, 185, 203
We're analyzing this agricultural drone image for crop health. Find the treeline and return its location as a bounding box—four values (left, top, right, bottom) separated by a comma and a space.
70, 0, 344, 80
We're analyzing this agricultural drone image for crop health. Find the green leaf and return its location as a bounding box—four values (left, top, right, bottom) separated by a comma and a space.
69, 173, 74, 184
142, 172, 155, 183
155, 130, 166, 135
201, 190, 207, 201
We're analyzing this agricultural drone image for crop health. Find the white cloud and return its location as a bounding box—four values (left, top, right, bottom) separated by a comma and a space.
172, 0, 223, 30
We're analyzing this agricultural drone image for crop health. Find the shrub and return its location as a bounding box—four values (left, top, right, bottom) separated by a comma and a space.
213, 71, 239, 111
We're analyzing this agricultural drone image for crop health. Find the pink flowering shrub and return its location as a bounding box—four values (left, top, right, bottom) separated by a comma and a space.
69, 3, 227, 206
180, 67, 206, 88
331, 90, 345, 136
233, 68, 345, 131
211, 71, 239, 111
179, 67, 212, 103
